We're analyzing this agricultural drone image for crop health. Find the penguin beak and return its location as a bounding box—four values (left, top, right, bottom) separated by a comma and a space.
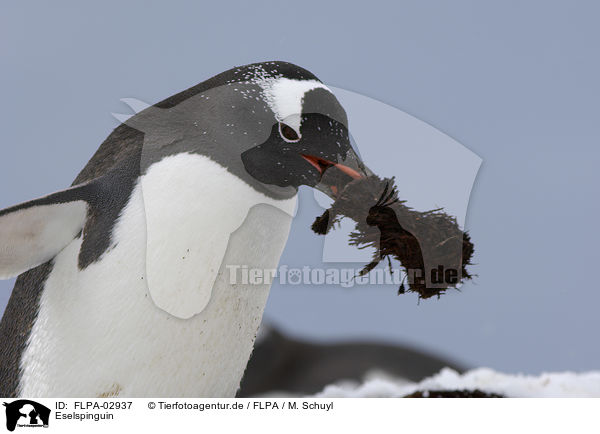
301, 148, 369, 199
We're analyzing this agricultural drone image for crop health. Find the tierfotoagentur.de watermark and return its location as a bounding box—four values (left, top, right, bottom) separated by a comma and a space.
226, 264, 461, 288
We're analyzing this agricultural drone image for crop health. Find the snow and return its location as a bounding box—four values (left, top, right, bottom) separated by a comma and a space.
313, 367, 600, 398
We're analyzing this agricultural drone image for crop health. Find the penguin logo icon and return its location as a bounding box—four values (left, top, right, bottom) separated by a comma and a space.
2, 401, 50, 431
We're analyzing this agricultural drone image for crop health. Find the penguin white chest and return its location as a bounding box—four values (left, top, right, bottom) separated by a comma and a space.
18, 154, 296, 397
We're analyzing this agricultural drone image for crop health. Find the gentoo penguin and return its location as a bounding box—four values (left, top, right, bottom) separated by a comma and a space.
238, 326, 465, 397
0, 61, 368, 397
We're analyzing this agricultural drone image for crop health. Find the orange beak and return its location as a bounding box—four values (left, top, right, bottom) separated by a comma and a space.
300, 154, 364, 180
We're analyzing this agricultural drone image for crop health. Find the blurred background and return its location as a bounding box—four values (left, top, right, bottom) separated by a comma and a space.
1, 1, 599, 376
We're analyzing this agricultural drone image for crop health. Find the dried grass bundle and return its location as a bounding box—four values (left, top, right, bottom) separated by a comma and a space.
312, 176, 474, 299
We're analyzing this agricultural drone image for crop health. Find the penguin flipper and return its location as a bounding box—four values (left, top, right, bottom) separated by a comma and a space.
0, 183, 91, 279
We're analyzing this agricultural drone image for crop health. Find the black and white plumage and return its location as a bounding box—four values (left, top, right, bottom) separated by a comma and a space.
0, 61, 368, 397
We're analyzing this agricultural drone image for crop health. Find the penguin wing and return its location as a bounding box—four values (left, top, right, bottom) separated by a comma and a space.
0, 183, 92, 279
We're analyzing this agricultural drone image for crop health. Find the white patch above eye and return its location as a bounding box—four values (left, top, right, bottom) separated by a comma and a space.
260, 78, 330, 136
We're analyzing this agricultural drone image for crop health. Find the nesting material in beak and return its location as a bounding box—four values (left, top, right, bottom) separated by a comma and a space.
311, 175, 475, 299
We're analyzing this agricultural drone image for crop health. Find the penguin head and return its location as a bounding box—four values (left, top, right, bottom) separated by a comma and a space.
127, 61, 367, 199
238, 70, 368, 198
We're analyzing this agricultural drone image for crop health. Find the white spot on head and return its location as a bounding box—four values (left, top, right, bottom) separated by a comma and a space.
259, 78, 330, 137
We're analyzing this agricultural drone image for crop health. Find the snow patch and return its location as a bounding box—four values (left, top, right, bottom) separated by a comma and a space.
313, 368, 600, 398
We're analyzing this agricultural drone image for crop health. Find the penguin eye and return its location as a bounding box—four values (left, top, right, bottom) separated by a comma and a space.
279, 122, 300, 142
